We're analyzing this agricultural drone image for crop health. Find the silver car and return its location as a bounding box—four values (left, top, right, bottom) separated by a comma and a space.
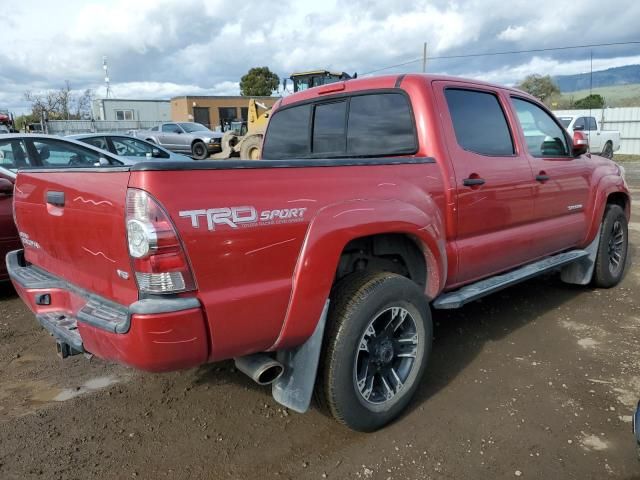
133, 122, 223, 160
68, 134, 192, 163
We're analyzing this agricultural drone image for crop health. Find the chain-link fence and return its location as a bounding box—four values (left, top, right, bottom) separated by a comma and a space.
45, 120, 164, 136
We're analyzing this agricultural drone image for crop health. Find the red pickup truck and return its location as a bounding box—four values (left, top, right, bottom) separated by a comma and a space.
7, 74, 630, 431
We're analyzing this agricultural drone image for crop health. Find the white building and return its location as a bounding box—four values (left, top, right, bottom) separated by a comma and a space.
92, 99, 170, 122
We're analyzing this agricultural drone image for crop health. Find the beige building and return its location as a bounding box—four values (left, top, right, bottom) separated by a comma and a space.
171, 96, 278, 131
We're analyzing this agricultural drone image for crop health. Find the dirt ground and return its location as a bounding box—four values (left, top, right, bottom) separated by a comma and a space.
1, 163, 640, 480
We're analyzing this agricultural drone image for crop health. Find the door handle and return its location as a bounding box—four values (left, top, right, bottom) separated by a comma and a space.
463, 177, 485, 187
46, 191, 65, 207
536, 174, 550, 182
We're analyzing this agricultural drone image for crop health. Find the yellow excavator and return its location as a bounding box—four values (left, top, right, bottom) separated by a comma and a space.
213, 70, 354, 160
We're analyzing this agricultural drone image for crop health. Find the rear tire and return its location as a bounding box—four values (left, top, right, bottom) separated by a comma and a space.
317, 271, 432, 431
592, 204, 628, 288
191, 140, 208, 160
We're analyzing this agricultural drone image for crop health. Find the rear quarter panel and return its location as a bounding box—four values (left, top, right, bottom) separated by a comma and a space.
130, 162, 446, 360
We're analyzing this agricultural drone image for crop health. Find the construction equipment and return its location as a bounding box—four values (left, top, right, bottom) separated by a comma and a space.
288, 70, 354, 92
212, 98, 271, 160
214, 70, 354, 160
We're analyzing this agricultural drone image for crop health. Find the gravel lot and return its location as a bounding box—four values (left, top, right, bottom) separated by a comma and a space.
1, 162, 639, 480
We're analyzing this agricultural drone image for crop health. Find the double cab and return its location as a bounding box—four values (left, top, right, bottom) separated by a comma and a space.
7, 74, 630, 431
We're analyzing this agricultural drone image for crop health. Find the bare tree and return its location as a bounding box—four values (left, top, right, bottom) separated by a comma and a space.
24, 82, 94, 120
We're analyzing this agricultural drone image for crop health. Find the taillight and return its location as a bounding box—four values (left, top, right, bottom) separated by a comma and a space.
126, 188, 195, 294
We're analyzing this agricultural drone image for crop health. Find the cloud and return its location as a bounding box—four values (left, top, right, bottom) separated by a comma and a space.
498, 25, 526, 41
2, 0, 640, 114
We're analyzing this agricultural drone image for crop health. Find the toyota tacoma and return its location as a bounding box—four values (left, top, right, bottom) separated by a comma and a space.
6, 74, 630, 431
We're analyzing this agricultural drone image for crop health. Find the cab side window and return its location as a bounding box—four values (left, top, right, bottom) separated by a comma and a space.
82, 137, 109, 151
162, 124, 181, 133
32, 139, 121, 167
511, 98, 570, 157
444, 89, 514, 156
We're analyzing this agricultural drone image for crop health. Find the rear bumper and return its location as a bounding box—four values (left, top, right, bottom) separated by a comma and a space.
6, 250, 209, 372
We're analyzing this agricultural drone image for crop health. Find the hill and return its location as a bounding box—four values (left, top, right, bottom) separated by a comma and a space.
555, 83, 640, 108
553, 65, 640, 92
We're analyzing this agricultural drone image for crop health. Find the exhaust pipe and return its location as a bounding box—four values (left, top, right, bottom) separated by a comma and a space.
234, 354, 284, 386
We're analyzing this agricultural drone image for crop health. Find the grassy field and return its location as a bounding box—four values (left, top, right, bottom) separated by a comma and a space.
614, 153, 640, 163
559, 83, 640, 107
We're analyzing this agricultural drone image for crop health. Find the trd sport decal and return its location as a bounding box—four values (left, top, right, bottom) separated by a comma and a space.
179, 206, 307, 230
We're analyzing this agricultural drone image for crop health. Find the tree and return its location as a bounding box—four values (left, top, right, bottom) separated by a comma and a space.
240, 67, 279, 96
516, 74, 560, 103
574, 94, 605, 109
23, 82, 94, 120
74, 89, 94, 119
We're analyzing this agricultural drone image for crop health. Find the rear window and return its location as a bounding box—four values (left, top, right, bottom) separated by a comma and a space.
262, 92, 417, 159
312, 101, 347, 155
444, 88, 514, 156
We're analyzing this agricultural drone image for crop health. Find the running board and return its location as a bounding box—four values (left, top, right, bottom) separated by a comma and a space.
433, 250, 589, 310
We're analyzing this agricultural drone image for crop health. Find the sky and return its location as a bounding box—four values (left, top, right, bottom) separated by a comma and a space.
1, 0, 639, 114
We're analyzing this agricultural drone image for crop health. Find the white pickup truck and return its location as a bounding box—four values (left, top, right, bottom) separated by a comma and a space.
557, 115, 620, 159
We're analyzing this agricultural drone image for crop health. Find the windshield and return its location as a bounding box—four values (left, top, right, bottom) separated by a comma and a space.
179, 122, 209, 133
558, 117, 573, 128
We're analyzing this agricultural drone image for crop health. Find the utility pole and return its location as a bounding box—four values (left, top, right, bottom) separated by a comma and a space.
422, 42, 427, 72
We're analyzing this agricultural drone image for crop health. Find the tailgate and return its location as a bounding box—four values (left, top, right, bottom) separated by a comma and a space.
13, 170, 138, 305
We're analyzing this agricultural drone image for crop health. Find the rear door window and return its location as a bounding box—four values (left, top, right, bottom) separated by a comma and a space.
444, 88, 514, 156
347, 93, 417, 156
587, 117, 598, 131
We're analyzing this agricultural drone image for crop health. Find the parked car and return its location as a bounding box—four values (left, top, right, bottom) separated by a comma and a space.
7, 74, 630, 432
0, 125, 9, 134
0, 166, 18, 282
0, 134, 127, 170
557, 114, 620, 159
133, 122, 223, 160
68, 134, 192, 163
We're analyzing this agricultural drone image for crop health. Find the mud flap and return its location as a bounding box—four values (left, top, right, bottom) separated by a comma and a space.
272, 300, 329, 413
560, 226, 601, 285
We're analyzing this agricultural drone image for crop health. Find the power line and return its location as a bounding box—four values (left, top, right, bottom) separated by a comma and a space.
361, 40, 640, 76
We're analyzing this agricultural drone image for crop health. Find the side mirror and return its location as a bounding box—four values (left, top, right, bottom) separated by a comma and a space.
572, 131, 589, 156
0, 178, 14, 195
176, 130, 183, 134
573, 124, 585, 131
